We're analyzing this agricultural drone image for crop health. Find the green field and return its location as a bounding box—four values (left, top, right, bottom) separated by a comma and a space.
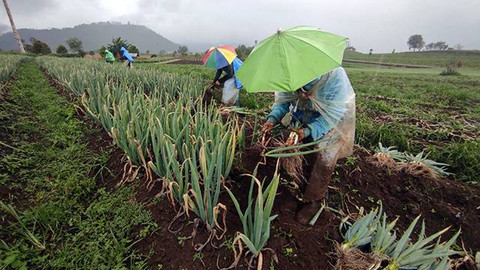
1, 51, 479, 269
344, 50, 480, 69
139, 54, 480, 182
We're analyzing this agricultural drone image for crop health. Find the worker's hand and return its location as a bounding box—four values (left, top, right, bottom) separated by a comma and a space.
262, 121, 275, 134
214, 81, 221, 86
286, 128, 305, 146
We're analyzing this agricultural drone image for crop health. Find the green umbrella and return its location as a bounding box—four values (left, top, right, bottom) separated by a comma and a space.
235, 26, 348, 92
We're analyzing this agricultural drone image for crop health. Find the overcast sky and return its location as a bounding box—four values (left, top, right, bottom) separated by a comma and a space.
1, 0, 479, 52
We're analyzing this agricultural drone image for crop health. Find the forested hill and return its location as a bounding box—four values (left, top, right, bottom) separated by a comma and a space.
0, 22, 180, 53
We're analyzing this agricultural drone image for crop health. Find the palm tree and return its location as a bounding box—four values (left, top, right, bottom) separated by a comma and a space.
2, 0, 25, 53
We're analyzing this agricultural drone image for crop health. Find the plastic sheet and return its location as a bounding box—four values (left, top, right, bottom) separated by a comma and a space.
222, 78, 239, 106
272, 67, 356, 164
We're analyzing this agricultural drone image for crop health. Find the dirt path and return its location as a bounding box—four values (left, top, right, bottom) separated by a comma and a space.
0, 59, 153, 269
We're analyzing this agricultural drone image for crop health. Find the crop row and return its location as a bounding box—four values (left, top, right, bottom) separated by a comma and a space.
36, 57, 280, 261
37, 57, 244, 233
0, 55, 28, 85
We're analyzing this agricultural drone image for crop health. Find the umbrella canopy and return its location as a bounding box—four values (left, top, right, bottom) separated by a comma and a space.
235, 26, 348, 92
203, 46, 237, 69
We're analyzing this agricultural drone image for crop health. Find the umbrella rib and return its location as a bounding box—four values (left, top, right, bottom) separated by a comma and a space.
279, 34, 293, 90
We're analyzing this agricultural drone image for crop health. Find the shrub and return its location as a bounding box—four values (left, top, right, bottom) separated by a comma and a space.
440, 66, 460, 76
56, 45, 68, 55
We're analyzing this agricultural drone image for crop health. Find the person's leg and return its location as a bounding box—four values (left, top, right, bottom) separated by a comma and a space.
296, 138, 343, 224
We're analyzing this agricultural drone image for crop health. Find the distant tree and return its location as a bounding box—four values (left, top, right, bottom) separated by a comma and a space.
434, 41, 448, 50
369, 49, 373, 56
107, 37, 129, 57
158, 50, 166, 56
235, 44, 254, 59
177, 45, 188, 55
24, 44, 33, 52
66, 37, 84, 56
127, 44, 139, 54
425, 43, 435, 51
30, 38, 51, 54
392, 49, 395, 53
455, 43, 464, 50
88, 50, 95, 56
56, 44, 68, 55
22, 39, 33, 52
98, 45, 106, 57
345, 46, 356, 52
407, 35, 425, 52
426, 41, 448, 51
146, 50, 150, 54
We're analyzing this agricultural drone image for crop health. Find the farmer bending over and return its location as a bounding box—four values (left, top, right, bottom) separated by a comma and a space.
263, 67, 356, 224
120, 47, 134, 68
212, 58, 243, 106
105, 49, 115, 64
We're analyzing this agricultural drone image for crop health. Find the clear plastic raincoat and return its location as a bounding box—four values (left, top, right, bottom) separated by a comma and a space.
267, 67, 356, 167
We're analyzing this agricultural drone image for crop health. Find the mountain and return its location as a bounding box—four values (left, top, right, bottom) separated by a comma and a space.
0, 22, 180, 53
0, 24, 9, 35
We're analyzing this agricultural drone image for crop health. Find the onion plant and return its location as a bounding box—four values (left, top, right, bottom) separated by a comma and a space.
402, 151, 451, 176
0, 55, 27, 86
340, 206, 460, 270
384, 216, 459, 270
374, 142, 405, 161
340, 207, 381, 249
225, 164, 280, 267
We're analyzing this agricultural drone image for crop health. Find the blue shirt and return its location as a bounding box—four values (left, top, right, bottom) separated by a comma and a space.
267, 67, 353, 141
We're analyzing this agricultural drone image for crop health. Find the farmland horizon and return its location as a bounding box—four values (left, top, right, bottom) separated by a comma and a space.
1, 0, 479, 53
1, 21, 479, 54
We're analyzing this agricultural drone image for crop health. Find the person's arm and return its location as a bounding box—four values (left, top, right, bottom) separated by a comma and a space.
267, 102, 290, 124
218, 65, 233, 84
213, 68, 222, 83
305, 107, 345, 140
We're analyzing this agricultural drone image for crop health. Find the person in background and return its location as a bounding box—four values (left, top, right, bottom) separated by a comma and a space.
262, 67, 355, 224
212, 58, 243, 106
120, 47, 134, 68
212, 63, 233, 87
105, 49, 115, 64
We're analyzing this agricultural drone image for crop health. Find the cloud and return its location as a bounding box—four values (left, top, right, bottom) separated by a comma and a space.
3, 0, 58, 15
1, 0, 479, 52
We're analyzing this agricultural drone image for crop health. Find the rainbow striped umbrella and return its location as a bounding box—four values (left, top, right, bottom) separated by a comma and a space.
203, 46, 237, 69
